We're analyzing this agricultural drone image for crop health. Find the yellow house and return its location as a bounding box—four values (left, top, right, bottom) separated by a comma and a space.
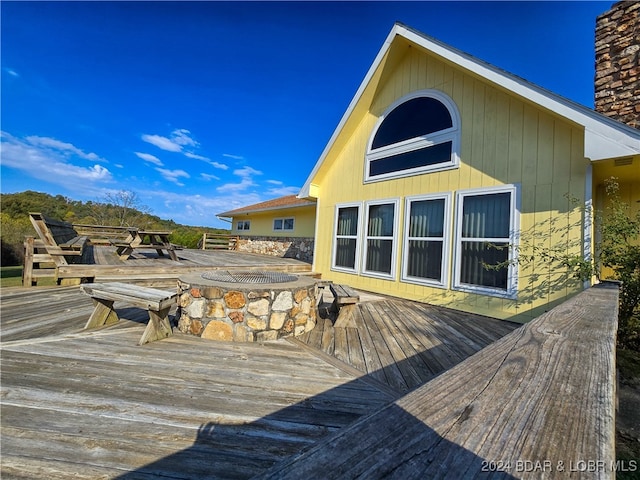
299, 23, 640, 322
217, 195, 316, 262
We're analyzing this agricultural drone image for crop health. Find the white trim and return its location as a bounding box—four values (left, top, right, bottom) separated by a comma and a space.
298, 23, 640, 198
453, 184, 520, 299
311, 196, 320, 273
236, 220, 251, 231
361, 198, 400, 280
365, 91, 461, 182
331, 202, 363, 274
273, 217, 295, 232
583, 163, 593, 290
401, 192, 452, 288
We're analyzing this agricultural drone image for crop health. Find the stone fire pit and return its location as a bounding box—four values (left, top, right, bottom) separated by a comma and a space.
177, 271, 318, 342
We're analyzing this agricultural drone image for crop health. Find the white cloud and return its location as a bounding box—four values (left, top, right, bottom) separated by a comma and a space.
155, 167, 190, 186
141, 128, 201, 153
208, 161, 229, 170
171, 129, 198, 147
216, 166, 262, 193
141, 134, 182, 152
267, 179, 283, 185
222, 153, 244, 160
3, 68, 19, 77
0, 131, 113, 192
216, 177, 255, 193
184, 152, 210, 161
24, 135, 106, 162
235, 166, 262, 177
201, 173, 220, 181
266, 185, 301, 196
136, 187, 263, 227
134, 152, 163, 166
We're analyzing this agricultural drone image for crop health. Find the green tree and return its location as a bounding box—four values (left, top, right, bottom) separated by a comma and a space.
596, 178, 640, 349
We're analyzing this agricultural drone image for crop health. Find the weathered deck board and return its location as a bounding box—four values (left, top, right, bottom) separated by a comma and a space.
0, 286, 394, 480
3, 279, 610, 479
259, 283, 619, 480
298, 295, 520, 394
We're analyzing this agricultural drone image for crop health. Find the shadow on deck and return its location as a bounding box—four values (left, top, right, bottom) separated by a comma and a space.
0, 283, 619, 479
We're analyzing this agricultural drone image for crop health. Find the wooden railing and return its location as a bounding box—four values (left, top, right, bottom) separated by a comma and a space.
260, 282, 620, 479
198, 233, 239, 251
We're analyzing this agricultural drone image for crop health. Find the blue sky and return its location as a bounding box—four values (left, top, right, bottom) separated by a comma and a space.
1, 1, 612, 228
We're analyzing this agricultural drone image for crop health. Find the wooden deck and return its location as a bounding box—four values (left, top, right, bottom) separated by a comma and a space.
56, 246, 313, 286
296, 298, 519, 394
0, 284, 519, 479
261, 283, 619, 480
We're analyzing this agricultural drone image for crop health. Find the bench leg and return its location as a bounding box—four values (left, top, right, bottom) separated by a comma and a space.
118, 247, 133, 260
138, 306, 173, 345
85, 298, 120, 329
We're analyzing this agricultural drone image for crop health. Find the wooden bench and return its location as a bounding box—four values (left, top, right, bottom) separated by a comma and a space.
330, 283, 360, 328
23, 213, 93, 286
80, 282, 178, 345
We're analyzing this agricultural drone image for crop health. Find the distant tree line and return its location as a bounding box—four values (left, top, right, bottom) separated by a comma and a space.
0, 190, 228, 266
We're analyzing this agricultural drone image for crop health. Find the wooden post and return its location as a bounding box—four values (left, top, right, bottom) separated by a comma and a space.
201, 233, 207, 250
22, 236, 35, 287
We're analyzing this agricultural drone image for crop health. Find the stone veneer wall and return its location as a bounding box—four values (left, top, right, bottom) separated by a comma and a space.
595, 1, 640, 129
236, 236, 314, 263
176, 276, 318, 342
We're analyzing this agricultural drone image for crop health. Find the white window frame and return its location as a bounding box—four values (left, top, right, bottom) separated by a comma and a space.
331, 202, 362, 273
237, 220, 250, 231
365, 90, 461, 183
401, 192, 452, 288
362, 198, 400, 280
453, 185, 520, 299
273, 217, 295, 232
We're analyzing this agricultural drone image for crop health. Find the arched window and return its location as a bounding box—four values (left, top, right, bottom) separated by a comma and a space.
365, 90, 460, 182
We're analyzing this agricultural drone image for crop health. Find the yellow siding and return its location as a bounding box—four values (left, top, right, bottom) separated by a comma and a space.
312, 47, 589, 322
232, 206, 316, 237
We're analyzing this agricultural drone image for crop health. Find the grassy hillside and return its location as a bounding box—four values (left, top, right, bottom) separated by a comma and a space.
0, 190, 228, 266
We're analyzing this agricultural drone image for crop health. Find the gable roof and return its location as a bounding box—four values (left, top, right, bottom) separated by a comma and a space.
299, 22, 640, 198
217, 195, 316, 218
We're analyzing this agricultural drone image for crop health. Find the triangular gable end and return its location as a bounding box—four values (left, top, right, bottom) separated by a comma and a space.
299, 22, 640, 199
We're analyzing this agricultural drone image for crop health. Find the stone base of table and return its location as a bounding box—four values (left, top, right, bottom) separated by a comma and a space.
176, 273, 318, 342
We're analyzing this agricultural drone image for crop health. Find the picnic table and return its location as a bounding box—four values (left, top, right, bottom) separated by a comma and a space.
114, 228, 178, 261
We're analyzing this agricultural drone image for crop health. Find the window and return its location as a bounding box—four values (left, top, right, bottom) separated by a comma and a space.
237, 220, 250, 231
273, 217, 294, 231
454, 186, 519, 297
332, 204, 360, 272
363, 199, 399, 278
402, 194, 451, 287
365, 90, 460, 182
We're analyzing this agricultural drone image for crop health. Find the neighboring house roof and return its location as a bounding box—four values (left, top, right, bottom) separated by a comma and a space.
217, 195, 316, 217
299, 22, 640, 198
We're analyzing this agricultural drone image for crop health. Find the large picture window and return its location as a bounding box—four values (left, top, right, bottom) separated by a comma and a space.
454, 186, 519, 297
363, 199, 399, 278
332, 204, 361, 272
402, 194, 451, 287
365, 90, 460, 182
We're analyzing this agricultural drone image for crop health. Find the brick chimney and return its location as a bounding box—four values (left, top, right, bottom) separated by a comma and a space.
594, 1, 639, 129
